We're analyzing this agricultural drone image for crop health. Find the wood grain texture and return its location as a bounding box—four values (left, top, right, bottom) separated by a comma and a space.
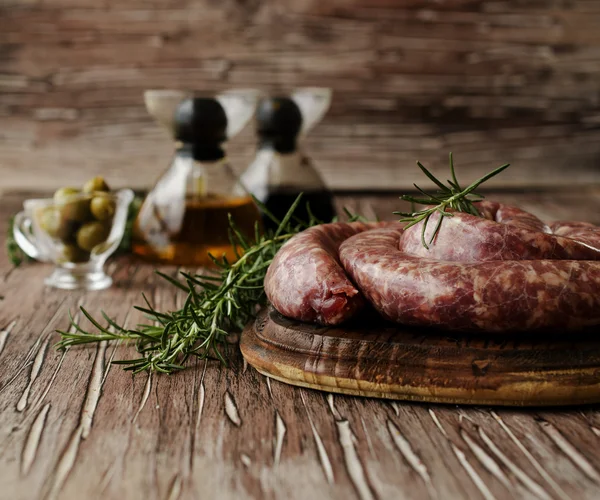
2, 1, 600, 191
241, 307, 600, 406
1, 190, 600, 499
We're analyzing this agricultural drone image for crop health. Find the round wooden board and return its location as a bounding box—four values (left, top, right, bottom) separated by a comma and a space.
240, 307, 600, 407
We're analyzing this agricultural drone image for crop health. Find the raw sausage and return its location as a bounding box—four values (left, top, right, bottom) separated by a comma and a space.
400, 204, 600, 263
264, 222, 392, 325
265, 202, 600, 332
340, 210, 600, 332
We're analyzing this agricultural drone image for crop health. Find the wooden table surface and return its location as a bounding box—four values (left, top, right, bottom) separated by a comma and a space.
1, 190, 600, 500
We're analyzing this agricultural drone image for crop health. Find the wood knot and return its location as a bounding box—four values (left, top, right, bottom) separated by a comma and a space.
472, 359, 491, 376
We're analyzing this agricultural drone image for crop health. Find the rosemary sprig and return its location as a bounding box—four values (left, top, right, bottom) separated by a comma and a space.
117, 194, 143, 254
56, 195, 349, 373
6, 216, 32, 267
394, 153, 510, 249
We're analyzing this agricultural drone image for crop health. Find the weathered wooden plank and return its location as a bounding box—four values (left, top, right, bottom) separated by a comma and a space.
2, 1, 600, 191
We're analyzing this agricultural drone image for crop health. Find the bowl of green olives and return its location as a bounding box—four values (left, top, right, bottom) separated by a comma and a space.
12, 177, 133, 290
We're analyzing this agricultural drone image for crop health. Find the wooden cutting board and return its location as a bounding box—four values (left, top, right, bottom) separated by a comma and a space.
240, 307, 600, 406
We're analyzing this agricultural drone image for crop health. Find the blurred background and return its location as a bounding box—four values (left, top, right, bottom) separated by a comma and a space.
1, 0, 600, 193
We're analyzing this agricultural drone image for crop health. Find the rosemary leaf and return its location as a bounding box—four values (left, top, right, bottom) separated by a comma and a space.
417, 161, 451, 192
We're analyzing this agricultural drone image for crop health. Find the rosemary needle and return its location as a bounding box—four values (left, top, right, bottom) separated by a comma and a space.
394, 153, 510, 249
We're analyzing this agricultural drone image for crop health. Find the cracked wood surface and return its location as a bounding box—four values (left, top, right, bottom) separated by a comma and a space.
2, 0, 600, 192
1, 190, 600, 500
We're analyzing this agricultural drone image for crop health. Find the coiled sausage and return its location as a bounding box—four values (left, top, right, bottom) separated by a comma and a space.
265, 202, 600, 331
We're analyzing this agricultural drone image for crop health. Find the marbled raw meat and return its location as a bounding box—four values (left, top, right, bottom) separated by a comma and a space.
264, 222, 387, 325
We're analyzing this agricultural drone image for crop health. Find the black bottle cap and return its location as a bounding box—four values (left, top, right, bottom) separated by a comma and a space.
174, 98, 227, 161
256, 97, 303, 153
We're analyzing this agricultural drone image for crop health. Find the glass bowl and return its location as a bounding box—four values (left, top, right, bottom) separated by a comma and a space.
13, 189, 134, 290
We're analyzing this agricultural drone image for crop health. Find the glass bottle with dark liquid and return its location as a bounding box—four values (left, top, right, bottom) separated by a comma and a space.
239, 88, 336, 231
133, 90, 262, 266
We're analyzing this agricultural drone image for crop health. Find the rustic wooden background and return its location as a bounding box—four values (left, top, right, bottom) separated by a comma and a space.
1, 0, 600, 193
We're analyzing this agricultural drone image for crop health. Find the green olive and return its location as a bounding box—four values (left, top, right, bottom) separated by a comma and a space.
53, 187, 91, 222
76, 221, 110, 252
36, 207, 61, 237
91, 241, 113, 255
59, 244, 90, 264
83, 176, 110, 194
58, 198, 91, 223
90, 195, 116, 221
53, 187, 80, 203
36, 207, 74, 241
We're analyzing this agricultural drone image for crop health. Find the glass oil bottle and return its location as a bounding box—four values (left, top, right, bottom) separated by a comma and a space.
133, 90, 262, 266
238, 88, 336, 231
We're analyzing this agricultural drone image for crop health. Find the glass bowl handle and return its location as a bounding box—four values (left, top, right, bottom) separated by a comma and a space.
12, 211, 45, 261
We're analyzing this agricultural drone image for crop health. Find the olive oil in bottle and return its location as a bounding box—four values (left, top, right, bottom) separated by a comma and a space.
133, 91, 261, 266
239, 88, 336, 231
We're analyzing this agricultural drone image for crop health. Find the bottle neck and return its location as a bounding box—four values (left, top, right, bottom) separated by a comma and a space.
177, 142, 225, 162
258, 135, 298, 154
